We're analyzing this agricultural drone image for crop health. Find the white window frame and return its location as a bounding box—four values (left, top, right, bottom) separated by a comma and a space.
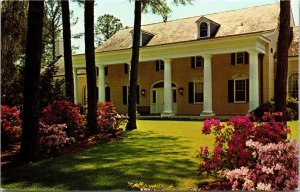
194, 81, 204, 104
199, 22, 208, 38
234, 52, 246, 65
194, 56, 204, 68
158, 60, 164, 71
288, 73, 298, 99
234, 79, 247, 103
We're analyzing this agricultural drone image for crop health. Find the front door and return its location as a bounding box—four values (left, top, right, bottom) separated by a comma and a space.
150, 88, 164, 113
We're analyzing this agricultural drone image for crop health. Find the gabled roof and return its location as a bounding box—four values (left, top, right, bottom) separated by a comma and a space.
96, 3, 280, 52
289, 26, 299, 57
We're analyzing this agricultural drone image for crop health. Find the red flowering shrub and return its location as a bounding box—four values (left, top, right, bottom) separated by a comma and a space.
40, 101, 84, 139
96, 102, 128, 134
39, 123, 75, 155
1, 105, 22, 149
198, 112, 291, 175
225, 140, 298, 190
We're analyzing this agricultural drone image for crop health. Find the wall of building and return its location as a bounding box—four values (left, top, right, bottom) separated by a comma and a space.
75, 52, 298, 116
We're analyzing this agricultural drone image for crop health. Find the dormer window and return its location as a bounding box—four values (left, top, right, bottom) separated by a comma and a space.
131, 30, 154, 47
199, 22, 208, 37
196, 17, 220, 39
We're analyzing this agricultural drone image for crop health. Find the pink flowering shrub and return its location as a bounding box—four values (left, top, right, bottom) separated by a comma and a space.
1, 105, 22, 148
41, 101, 84, 139
39, 123, 75, 155
198, 112, 290, 175
225, 140, 298, 190
96, 102, 128, 133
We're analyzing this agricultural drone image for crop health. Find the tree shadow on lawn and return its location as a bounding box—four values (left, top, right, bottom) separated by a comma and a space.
2, 130, 205, 190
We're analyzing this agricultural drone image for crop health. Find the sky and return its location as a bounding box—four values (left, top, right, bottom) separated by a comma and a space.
69, 0, 300, 54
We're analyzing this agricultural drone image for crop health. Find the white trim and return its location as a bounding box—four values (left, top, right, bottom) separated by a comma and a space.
233, 79, 247, 103
193, 81, 204, 104
198, 22, 210, 38
73, 33, 268, 67
232, 74, 248, 80
193, 56, 204, 68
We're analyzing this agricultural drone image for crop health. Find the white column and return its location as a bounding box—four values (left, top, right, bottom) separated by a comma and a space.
98, 65, 106, 103
248, 50, 259, 110
162, 58, 174, 116
201, 54, 215, 116
73, 68, 78, 103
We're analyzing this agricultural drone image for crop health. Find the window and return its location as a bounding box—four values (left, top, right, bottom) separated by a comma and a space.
123, 85, 140, 105
191, 56, 204, 68
231, 52, 249, 65
199, 22, 208, 37
188, 81, 203, 103
155, 60, 164, 71
152, 90, 156, 103
228, 79, 249, 103
235, 80, 246, 102
288, 73, 298, 99
131, 31, 154, 47
194, 82, 204, 103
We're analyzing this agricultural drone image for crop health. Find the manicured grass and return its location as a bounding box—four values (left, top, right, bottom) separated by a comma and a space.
1, 120, 298, 190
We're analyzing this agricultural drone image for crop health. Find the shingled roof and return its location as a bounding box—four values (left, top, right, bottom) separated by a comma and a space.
289, 26, 299, 56
96, 3, 280, 52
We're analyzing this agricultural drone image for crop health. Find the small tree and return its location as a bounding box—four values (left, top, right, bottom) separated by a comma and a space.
95, 14, 123, 47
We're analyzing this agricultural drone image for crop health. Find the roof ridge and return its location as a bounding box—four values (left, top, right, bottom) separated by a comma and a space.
119, 3, 279, 31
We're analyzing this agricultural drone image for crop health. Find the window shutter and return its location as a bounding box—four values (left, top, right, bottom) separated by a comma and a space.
105, 87, 110, 102
122, 86, 127, 105
105, 66, 108, 75
136, 85, 140, 104
188, 82, 194, 103
228, 80, 234, 103
191, 57, 195, 68
231, 53, 235, 65
246, 79, 249, 102
244, 52, 249, 64
124, 64, 128, 74
156, 60, 159, 71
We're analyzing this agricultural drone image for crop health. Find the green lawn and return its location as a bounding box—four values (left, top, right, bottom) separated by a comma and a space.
1, 120, 298, 190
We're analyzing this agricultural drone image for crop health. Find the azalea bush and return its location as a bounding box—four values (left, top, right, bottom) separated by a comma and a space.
225, 140, 298, 190
1, 105, 22, 149
252, 97, 298, 121
198, 112, 298, 190
39, 123, 75, 155
40, 101, 85, 139
198, 113, 290, 175
96, 102, 128, 134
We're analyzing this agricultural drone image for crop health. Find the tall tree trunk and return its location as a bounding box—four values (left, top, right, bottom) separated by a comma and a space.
20, 1, 44, 162
275, 0, 291, 114
126, 0, 141, 131
84, 0, 97, 134
61, 0, 74, 102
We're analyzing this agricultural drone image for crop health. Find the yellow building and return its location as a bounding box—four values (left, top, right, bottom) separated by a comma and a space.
58, 3, 299, 116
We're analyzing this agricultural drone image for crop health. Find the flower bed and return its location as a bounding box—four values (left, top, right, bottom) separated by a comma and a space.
198, 112, 298, 190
